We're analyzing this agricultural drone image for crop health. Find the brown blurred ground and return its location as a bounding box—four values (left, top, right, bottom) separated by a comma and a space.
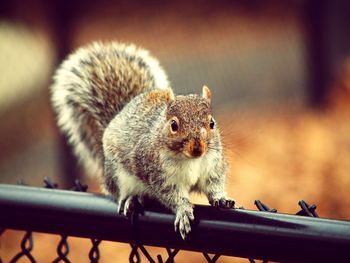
1, 1, 350, 262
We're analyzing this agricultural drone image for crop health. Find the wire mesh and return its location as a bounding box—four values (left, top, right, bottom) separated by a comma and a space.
1, 178, 349, 262
9, 231, 35, 263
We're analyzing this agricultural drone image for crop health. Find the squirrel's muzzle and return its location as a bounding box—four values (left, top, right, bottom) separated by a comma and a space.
192, 146, 202, 157
185, 139, 207, 158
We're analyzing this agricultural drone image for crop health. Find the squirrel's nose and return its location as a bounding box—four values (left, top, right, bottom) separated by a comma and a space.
192, 146, 202, 157
187, 138, 206, 158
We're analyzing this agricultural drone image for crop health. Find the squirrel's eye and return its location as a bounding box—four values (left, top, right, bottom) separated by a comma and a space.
171, 119, 179, 132
210, 117, 215, 129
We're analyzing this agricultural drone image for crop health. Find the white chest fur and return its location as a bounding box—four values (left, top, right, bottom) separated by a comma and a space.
161, 151, 216, 197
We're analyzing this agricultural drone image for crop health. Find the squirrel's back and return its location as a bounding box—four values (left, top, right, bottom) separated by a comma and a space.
50, 42, 169, 175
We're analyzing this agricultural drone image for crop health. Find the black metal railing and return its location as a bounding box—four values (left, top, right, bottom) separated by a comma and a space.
0, 180, 350, 262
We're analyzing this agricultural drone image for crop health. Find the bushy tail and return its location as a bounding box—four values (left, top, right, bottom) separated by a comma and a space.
50, 42, 169, 176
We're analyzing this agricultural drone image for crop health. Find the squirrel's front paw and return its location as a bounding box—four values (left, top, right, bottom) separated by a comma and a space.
174, 206, 194, 240
209, 197, 235, 209
118, 196, 143, 217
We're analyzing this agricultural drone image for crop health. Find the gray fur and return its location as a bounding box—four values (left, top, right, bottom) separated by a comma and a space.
51, 41, 233, 240
103, 89, 234, 239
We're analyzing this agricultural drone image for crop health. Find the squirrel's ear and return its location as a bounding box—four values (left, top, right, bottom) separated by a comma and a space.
165, 87, 175, 103
202, 85, 211, 102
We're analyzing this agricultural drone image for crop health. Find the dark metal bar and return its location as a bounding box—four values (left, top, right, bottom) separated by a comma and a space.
1, 184, 350, 262
303, 0, 331, 107
49, 0, 80, 188
303, 0, 350, 107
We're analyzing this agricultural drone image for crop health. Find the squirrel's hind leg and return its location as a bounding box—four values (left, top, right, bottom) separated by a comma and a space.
104, 155, 146, 216
102, 160, 120, 203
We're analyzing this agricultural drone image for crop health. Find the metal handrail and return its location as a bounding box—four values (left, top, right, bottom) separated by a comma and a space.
1, 184, 349, 262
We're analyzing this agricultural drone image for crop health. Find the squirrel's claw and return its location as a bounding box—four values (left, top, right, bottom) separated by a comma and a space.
174, 206, 194, 240
118, 196, 143, 217
124, 196, 135, 217
117, 198, 127, 214
210, 197, 235, 209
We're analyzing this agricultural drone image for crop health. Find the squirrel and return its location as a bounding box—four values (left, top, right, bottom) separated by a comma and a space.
50, 41, 235, 239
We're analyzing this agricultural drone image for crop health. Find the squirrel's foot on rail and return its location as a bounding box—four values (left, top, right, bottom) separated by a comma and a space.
174, 205, 194, 240
118, 196, 143, 217
209, 197, 235, 209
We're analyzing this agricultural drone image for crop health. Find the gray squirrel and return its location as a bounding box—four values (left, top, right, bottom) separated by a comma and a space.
50, 42, 235, 239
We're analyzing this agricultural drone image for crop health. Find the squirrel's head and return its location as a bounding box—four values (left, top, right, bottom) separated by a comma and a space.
163, 85, 219, 159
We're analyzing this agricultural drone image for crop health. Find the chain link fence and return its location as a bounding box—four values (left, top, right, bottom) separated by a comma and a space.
1, 178, 349, 262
